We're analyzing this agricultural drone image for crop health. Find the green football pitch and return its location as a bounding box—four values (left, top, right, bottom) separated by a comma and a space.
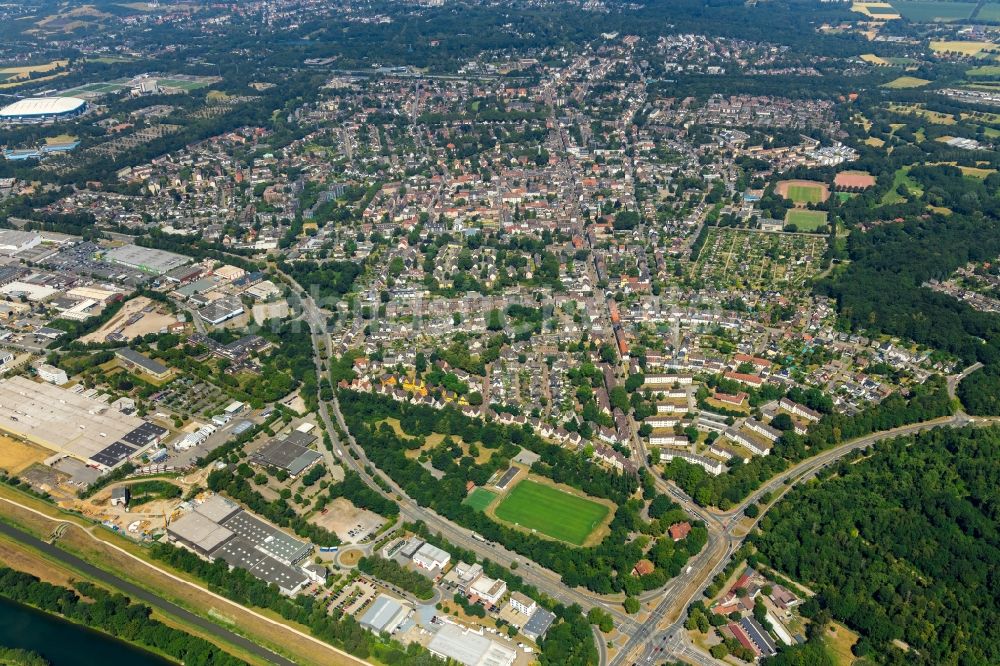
462, 487, 497, 511
494, 479, 609, 545
786, 185, 824, 204
785, 208, 828, 230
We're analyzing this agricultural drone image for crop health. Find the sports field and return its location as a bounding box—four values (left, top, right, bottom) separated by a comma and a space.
776, 180, 829, 204
463, 487, 497, 511
59, 82, 128, 97
158, 78, 212, 91
789, 185, 822, 203
494, 479, 609, 545
785, 209, 828, 231
833, 170, 876, 189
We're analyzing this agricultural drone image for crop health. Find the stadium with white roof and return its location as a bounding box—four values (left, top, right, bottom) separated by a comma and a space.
0, 97, 87, 124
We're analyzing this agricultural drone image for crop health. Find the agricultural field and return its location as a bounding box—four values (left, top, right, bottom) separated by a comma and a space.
894, 1, 976, 22
785, 209, 829, 231
851, 2, 901, 19
958, 165, 996, 178
866, 5, 901, 16
966, 65, 1000, 77
776, 180, 829, 204
493, 479, 609, 546
692, 228, 828, 290
927, 162, 997, 178
930, 40, 998, 56
976, 4, 1000, 20
0, 59, 69, 89
0, 59, 67, 77
860, 53, 889, 66
882, 75, 931, 89
463, 487, 498, 511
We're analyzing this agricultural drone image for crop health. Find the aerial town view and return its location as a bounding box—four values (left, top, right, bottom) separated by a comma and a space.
0, 0, 997, 665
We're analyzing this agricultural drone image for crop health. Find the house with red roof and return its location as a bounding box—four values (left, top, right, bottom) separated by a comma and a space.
668, 522, 691, 541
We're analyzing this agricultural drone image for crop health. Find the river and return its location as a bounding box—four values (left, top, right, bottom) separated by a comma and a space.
0, 596, 174, 665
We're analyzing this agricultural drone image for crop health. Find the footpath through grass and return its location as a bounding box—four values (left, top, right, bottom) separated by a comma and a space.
493, 479, 608, 546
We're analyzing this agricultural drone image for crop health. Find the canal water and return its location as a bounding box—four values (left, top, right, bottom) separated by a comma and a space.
0, 596, 174, 665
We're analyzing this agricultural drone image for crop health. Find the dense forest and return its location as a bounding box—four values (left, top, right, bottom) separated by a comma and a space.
753, 426, 1000, 665
0, 568, 245, 665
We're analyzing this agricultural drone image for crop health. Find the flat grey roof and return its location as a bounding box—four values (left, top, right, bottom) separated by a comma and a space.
0, 375, 146, 460
194, 494, 242, 524
359, 594, 410, 633
522, 607, 555, 638
287, 450, 322, 476
282, 430, 316, 448
116, 348, 168, 376
248, 554, 310, 593
210, 535, 264, 570
251, 435, 321, 475
220, 511, 312, 564
104, 245, 190, 274
428, 624, 516, 666
168, 511, 234, 553
429, 624, 493, 666
199, 295, 243, 324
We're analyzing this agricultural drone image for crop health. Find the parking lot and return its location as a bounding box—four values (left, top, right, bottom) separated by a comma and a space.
329, 578, 379, 616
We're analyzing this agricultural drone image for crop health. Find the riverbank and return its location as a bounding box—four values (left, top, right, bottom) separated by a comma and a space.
0, 595, 174, 666
0, 482, 366, 666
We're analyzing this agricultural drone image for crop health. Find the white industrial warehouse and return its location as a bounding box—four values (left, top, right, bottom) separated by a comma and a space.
0, 97, 87, 124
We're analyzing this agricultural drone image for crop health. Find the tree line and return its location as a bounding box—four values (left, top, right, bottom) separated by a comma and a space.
147, 543, 442, 664
0, 567, 245, 666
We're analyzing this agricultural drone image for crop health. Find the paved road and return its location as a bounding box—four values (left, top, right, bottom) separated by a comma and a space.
621, 407, 1000, 666
0, 520, 295, 666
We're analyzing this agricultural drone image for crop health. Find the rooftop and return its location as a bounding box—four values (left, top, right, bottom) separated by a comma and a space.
219, 510, 312, 565
0, 376, 147, 463
167, 510, 234, 554
428, 624, 516, 666
0, 97, 85, 118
